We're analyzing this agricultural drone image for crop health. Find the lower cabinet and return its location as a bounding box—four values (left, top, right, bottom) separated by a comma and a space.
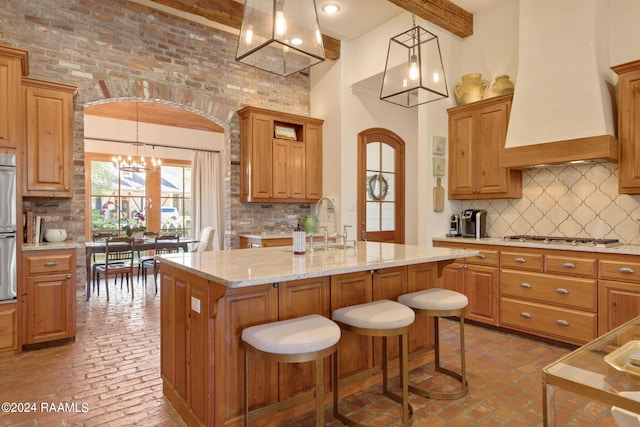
434, 241, 500, 325
598, 255, 640, 335
0, 303, 18, 357
22, 248, 76, 345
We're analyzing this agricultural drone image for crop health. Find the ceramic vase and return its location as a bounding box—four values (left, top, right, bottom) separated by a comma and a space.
454, 73, 490, 105
488, 74, 514, 97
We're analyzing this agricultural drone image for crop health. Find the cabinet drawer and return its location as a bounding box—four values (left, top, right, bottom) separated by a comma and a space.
500, 251, 543, 272
600, 259, 640, 282
465, 250, 499, 267
26, 254, 72, 274
500, 270, 597, 311
545, 255, 597, 278
500, 297, 597, 344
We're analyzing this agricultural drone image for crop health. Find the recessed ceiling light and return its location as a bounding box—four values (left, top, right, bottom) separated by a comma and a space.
322, 3, 340, 15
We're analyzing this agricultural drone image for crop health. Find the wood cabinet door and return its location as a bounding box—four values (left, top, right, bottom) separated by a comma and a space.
305, 123, 323, 200
476, 101, 510, 195
448, 110, 475, 198
289, 140, 305, 199
614, 61, 640, 193
372, 266, 407, 364
0, 303, 18, 357
465, 265, 499, 325
214, 284, 278, 425
439, 261, 465, 294
407, 263, 437, 352
331, 271, 373, 378
272, 139, 290, 199
0, 55, 21, 148
598, 280, 640, 335
22, 78, 75, 197
251, 115, 273, 199
278, 277, 331, 400
25, 273, 71, 344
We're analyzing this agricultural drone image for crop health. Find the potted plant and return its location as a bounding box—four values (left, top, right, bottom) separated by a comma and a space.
123, 211, 147, 240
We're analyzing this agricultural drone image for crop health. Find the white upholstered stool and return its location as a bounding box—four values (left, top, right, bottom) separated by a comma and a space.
332, 299, 415, 426
398, 288, 469, 400
242, 314, 341, 427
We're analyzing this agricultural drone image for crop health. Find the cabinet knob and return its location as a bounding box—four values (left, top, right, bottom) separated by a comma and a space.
66, 274, 72, 279
273, 283, 279, 288
555, 319, 570, 327
519, 282, 532, 289
520, 312, 532, 319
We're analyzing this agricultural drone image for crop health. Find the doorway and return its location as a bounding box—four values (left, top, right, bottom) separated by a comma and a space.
357, 128, 405, 243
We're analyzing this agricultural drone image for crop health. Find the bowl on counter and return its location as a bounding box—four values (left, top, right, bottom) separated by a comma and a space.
44, 228, 67, 243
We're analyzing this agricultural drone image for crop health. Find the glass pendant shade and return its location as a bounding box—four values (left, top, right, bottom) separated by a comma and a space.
380, 25, 449, 107
236, 0, 325, 77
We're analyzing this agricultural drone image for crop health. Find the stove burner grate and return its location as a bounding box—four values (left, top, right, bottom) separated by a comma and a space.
503, 235, 621, 247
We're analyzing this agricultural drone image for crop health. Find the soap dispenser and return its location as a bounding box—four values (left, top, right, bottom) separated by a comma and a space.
293, 219, 306, 255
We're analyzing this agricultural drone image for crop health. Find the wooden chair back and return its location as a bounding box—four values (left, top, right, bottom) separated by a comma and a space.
105, 237, 135, 265
155, 235, 180, 255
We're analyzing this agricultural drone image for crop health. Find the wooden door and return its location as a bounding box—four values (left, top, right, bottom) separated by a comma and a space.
465, 265, 499, 325
331, 271, 373, 378
251, 114, 273, 199
0, 303, 18, 357
439, 261, 465, 294
407, 263, 437, 352
614, 62, 640, 193
278, 277, 331, 400
289, 140, 305, 199
476, 101, 510, 195
25, 274, 70, 344
272, 139, 290, 199
448, 110, 475, 197
598, 280, 640, 334
357, 128, 405, 243
0, 52, 23, 148
305, 123, 323, 200
371, 267, 407, 365
22, 78, 75, 197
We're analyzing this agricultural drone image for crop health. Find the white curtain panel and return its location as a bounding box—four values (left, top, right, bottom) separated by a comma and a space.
192, 151, 223, 250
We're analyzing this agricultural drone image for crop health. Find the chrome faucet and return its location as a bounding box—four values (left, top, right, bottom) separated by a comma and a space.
314, 197, 338, 236
338, 225, 352, 250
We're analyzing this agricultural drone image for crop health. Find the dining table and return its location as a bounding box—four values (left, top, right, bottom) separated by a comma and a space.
85, 238, 196, 299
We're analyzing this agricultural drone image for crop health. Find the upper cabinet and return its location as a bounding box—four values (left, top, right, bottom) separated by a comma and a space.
448, 94, 522, 200
239, 106, 323, 203
613, 59, 640, 194
22, 77, 76, 198
0, 46, 28, 149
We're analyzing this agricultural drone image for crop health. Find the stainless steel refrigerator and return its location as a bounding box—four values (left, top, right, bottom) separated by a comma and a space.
0, 153, 16, 301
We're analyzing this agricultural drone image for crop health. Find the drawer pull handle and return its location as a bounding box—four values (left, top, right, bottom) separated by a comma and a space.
520, 312, 532, 319
475, 254, 486, 259
44, 261, 58, 267
619, 267, 636, 274
514, 258, 526, 263
519, 283, 532, 289
562, 262, 576, 269
556, 320, 570, 327
66, 274, 72, 279
556, 288, 570, 295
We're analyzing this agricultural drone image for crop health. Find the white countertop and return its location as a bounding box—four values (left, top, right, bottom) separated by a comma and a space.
22, 241, 80, 251
433, 236, 640, 255
240, 232, 331, 240
159, 241, 478, 288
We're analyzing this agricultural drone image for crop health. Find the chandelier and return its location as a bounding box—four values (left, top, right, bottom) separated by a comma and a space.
380, 17, 449, 108
112, 102, 160, 173
235, 0, 325, 76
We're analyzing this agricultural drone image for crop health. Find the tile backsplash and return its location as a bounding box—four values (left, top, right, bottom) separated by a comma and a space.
461, 163, 640, 245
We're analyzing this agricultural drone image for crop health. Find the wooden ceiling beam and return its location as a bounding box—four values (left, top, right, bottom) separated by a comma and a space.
148, 0, 342, 60
386, 0, 473, 38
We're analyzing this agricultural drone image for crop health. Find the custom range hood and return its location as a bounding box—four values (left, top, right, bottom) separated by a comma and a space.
499, 0, 618, 169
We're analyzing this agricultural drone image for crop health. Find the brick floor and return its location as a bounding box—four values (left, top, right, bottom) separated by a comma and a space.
0, 277, 620, 426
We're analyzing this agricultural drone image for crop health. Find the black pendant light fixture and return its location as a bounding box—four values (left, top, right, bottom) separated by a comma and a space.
380, 16, 449, 107
236, 0, 326, 77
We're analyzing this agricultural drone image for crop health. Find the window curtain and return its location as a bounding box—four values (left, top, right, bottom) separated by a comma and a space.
191, 151, 223, 250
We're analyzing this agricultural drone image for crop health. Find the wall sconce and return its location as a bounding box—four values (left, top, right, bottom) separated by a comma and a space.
236, 0, 326, 77
380, 18, 449, 107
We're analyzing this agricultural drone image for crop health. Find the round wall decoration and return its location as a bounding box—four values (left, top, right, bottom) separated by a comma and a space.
367, 174, 389, 201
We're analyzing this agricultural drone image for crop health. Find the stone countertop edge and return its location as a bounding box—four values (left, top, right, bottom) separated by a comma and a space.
432, 236, 640, 255
240, 232, 335, 239
22, 241, 81, 251
158, 241, 478, 288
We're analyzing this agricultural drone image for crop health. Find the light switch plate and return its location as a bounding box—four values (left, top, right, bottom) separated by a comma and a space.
191, 297, 201, 313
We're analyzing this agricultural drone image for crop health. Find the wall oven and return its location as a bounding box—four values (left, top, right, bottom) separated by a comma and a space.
0, 153, 16, 301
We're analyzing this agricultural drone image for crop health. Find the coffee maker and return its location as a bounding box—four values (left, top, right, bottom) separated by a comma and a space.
447, 214, 461, 237
461, 209, 487, 238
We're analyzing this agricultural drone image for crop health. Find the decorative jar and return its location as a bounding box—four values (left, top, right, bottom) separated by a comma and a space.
44, 229, 67, 243
454, 73, 490, 105
488, 75, 514, 97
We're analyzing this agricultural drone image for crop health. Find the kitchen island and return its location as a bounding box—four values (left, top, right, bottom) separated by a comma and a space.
158, 242, 477, 427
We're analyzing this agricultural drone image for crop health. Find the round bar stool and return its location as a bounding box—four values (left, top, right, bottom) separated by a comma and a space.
332, 299, 415, 427
242, 314, 341, 427
398, 288, 469, 400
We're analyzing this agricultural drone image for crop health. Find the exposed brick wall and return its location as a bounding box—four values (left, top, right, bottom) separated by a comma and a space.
2, 0, 317, 323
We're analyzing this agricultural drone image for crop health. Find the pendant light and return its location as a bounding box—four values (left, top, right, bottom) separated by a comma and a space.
112, 102, 160, 173
380, 17, 449, 107
236, 0, 326, 77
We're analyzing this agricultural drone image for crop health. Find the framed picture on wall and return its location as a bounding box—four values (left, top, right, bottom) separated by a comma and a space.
433, 157, 446, 176
433, 135, 446, 155
274, 125, 298, 140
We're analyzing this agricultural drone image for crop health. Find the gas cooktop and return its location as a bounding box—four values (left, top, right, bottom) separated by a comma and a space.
503, 235, 622, 248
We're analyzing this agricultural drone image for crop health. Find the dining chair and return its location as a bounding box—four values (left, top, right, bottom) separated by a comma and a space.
94, 237, 135, 301
191, 227, 215, 252
135, 231, 158, 283
141, 234, 180, 293
91, 231, 122, 295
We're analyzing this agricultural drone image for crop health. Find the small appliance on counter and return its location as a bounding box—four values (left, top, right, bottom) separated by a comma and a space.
461, 209, 487, 238
446, 214, 461, 237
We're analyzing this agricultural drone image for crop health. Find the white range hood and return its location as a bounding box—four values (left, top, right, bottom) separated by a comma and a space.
500, 0, 618, 169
